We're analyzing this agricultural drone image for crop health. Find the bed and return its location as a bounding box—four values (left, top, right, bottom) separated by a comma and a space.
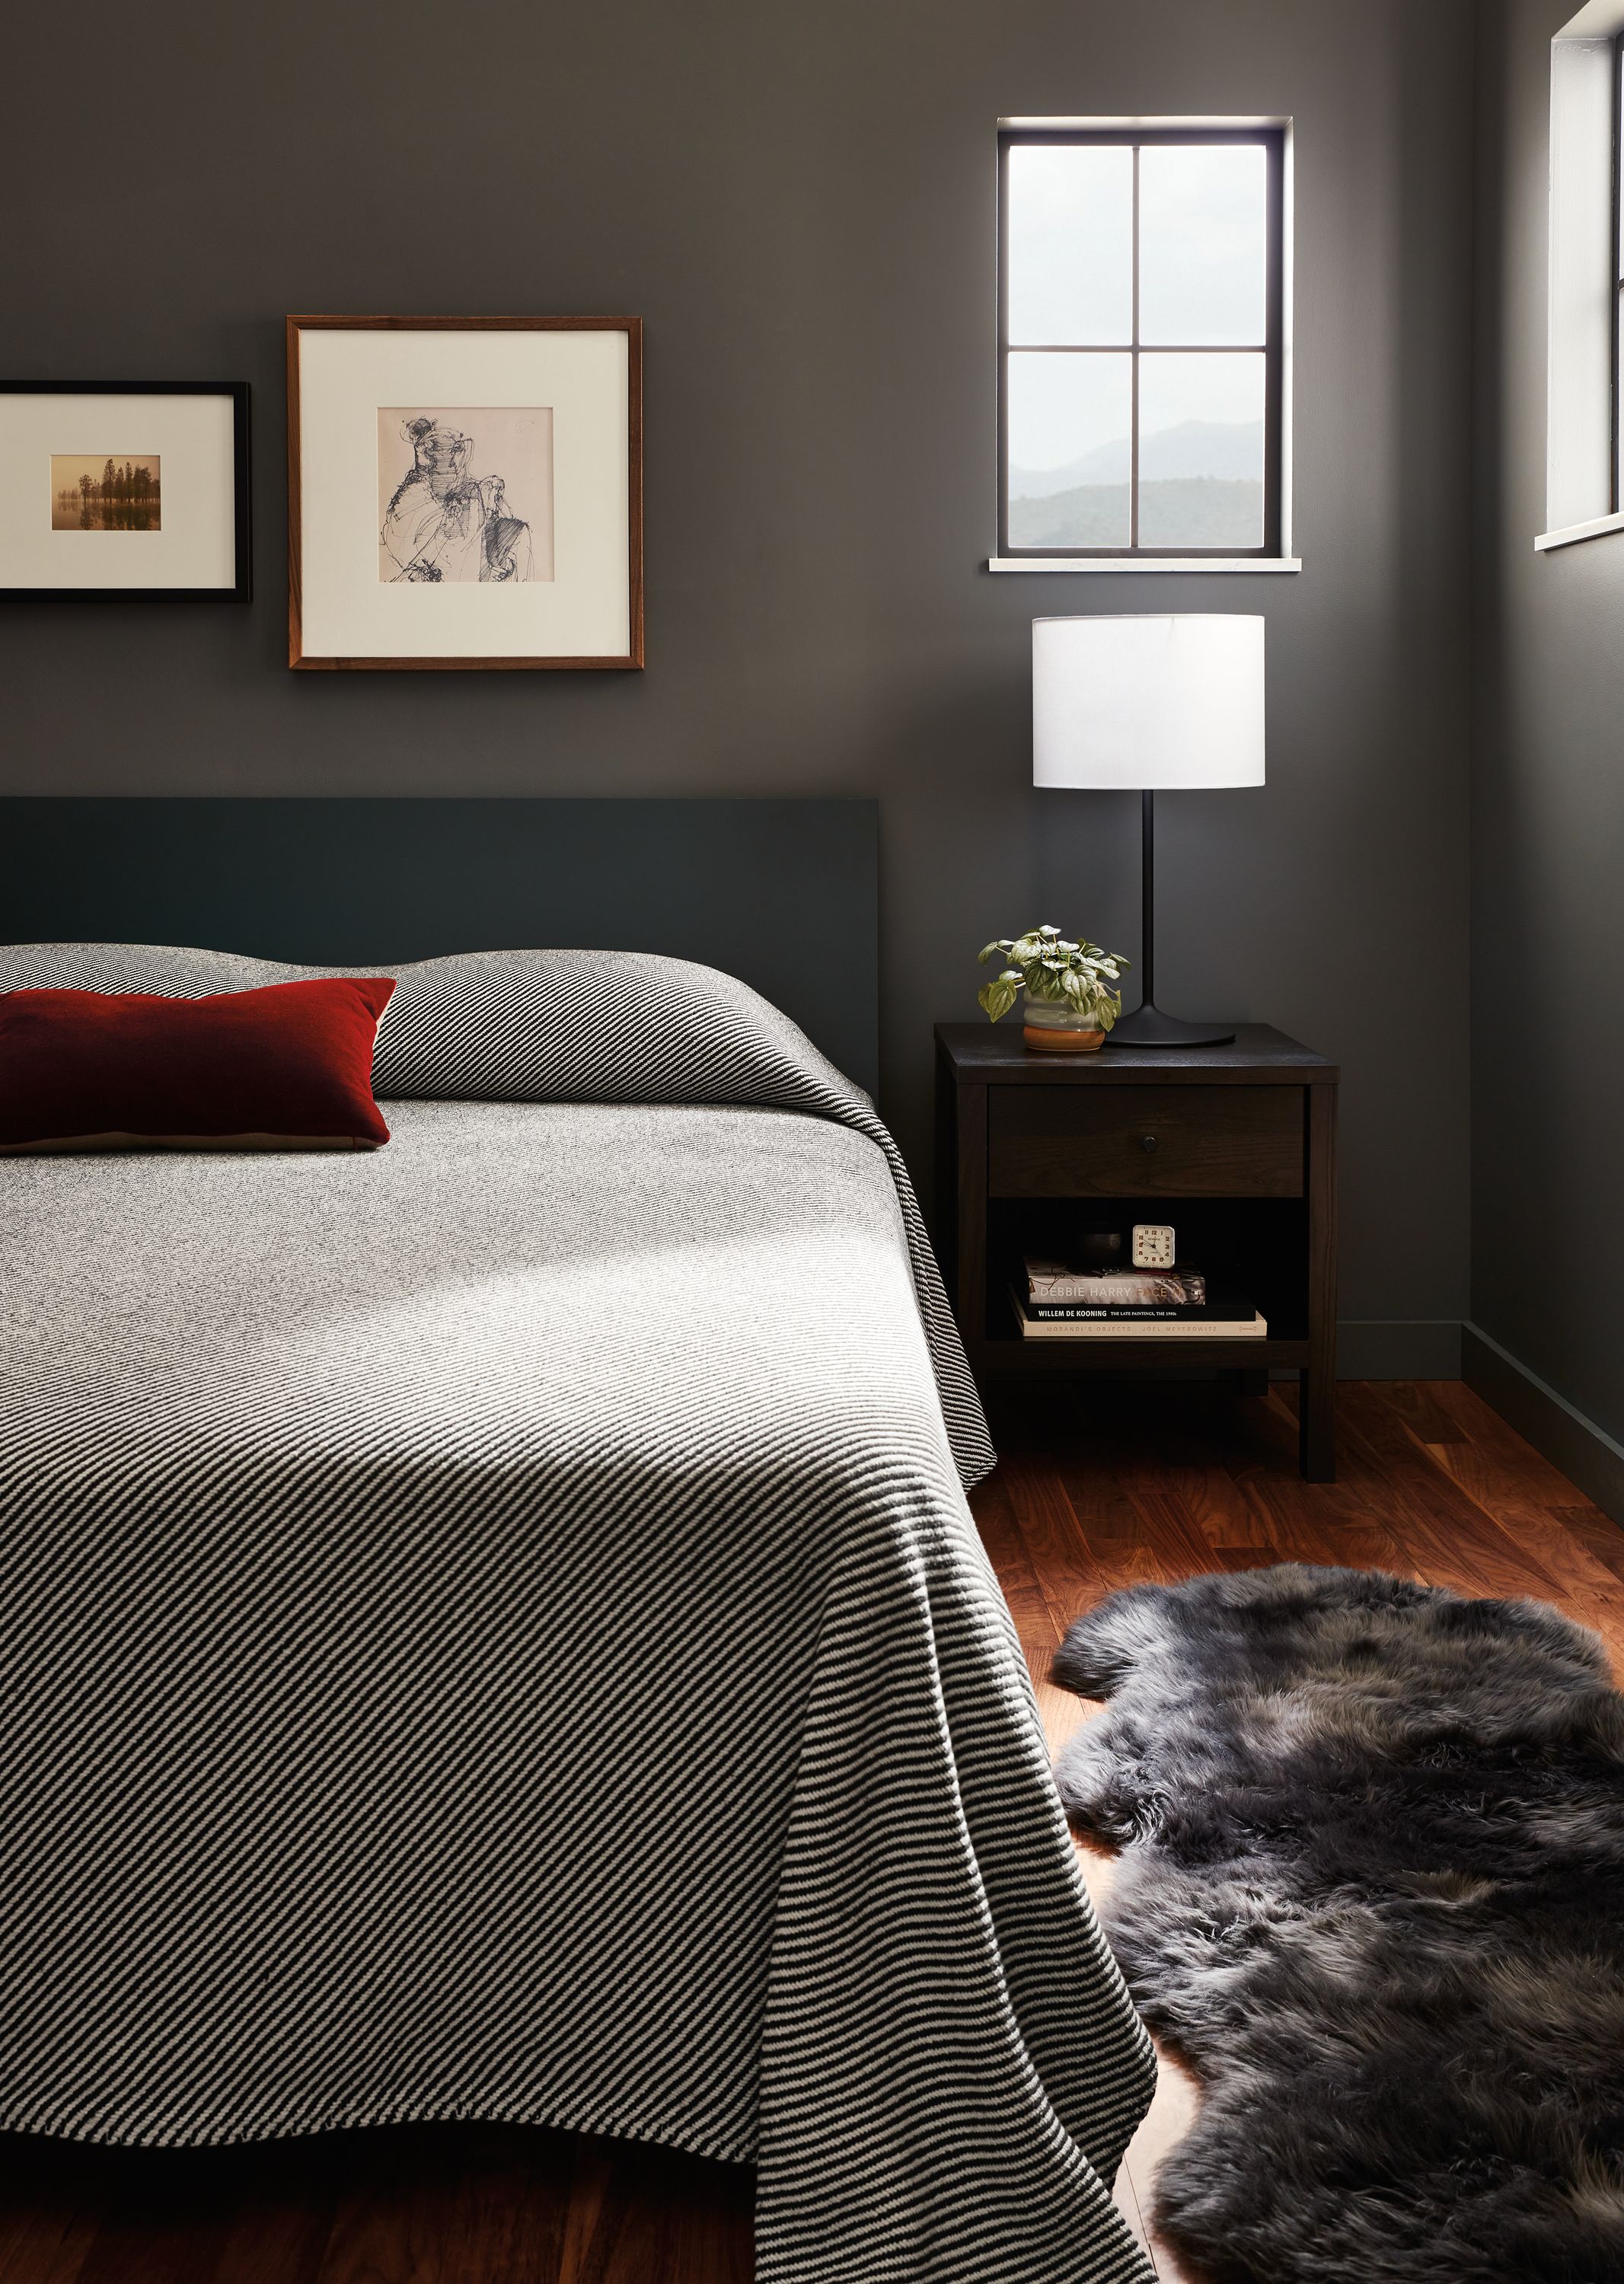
0, 936, 1157, 2283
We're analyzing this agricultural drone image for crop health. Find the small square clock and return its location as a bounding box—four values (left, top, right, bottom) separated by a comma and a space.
1132, 1223, 1176, 1269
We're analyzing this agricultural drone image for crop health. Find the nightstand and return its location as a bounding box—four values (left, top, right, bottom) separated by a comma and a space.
934, 1024, 1338, 1482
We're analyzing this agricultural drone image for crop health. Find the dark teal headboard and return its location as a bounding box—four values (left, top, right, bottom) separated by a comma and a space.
0, 798, 879, 1095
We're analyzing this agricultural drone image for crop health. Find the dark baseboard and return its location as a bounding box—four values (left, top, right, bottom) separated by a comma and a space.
1335, 1320, 1463, 1380
1463, 1323, 1624, 1526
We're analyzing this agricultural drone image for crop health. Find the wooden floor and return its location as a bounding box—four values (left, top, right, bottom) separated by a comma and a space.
2, 1381, 1620, 2284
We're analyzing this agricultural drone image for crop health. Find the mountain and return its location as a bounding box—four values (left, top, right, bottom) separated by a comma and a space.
1009, 418, 1263, 499
1007, 476, 1263, 550
1012, 441, 1128, 498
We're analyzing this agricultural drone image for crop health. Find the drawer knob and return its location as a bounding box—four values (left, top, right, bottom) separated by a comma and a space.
1140, 1133, 1159, 1153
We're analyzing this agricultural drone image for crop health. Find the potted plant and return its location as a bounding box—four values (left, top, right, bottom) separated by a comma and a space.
977, 925, 1129, 1053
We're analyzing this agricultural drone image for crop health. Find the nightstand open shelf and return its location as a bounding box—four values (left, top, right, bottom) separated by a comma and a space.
935, 1023, 1338, 1480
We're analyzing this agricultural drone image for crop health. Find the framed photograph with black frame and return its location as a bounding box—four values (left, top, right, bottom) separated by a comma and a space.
287, 316, 643, 671
0, 381, 250, 601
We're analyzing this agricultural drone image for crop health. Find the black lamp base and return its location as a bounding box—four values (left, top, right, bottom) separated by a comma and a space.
1111, 1000, 1235, 1049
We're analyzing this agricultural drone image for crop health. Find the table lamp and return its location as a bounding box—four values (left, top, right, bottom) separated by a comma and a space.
1032, 614, 1265, 1048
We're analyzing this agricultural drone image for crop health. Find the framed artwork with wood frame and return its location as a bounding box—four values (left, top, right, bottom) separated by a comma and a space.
0, 381, 250, 601
286, 316, 643, 670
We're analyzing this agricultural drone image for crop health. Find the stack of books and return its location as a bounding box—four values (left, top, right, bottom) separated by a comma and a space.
1012, 1256, 1266, 1340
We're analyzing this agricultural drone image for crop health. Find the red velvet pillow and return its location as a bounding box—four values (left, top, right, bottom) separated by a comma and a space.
0, 978, 397, 1152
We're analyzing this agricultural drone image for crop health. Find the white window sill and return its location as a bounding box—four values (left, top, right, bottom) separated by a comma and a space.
986, 555, 1302, 574
1534, 509, 1624, 553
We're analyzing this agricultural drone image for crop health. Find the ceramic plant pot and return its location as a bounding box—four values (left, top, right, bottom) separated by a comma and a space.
1021, 1000, 1106, 1053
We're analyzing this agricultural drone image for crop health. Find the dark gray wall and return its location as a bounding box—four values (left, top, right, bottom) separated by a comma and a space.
2, 0, 1476, 1364
1474, 3, 1624, 1443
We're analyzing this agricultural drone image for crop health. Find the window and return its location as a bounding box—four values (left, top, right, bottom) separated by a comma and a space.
1541, 6, 1624, 549
996, 123, 1287, 565
1615, 32, 1623, 509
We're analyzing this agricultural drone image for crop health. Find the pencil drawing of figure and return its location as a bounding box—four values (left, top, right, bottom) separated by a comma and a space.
478, 475, 533, 585
377, 409, 553, 584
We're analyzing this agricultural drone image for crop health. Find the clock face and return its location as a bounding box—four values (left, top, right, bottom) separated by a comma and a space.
1132, 1223, 1176, 1268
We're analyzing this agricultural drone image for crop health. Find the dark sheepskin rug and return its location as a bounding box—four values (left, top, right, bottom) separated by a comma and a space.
1052, 1565, 1624, 2284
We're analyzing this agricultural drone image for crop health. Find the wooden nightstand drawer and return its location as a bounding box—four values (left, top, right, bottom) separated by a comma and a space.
987, 1084, 1305, 1198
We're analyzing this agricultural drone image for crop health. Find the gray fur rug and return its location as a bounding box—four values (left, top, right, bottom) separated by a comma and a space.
1053, 1565, 1624, 2284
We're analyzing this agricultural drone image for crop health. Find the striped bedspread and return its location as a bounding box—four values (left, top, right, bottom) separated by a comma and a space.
0, 945, 1155, 2282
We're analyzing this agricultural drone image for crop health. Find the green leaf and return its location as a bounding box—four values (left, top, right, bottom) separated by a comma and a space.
978, 924, 1130, 989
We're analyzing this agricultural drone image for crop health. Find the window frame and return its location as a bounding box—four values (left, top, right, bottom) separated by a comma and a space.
1540, 9, 1624, 551
996, 122, 1287, 564
1613, 30, 1623, 512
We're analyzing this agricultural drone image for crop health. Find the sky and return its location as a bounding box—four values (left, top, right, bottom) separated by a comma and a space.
1006, 139, 1269, 470
50, 453, 161, 490
1007, 142, 1268, 349
1008, 354, 1264, 472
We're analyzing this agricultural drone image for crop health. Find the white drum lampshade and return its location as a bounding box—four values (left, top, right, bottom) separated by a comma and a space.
1033, 614, 1265, 791
1032, 614, 1265, 1048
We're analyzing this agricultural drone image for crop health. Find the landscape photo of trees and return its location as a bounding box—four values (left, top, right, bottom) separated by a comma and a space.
51, 455, 162, 531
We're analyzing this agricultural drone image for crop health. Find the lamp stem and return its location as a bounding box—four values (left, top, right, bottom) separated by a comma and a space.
1106, 785, 1236, 1048
1140, 788, 1156, 1010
